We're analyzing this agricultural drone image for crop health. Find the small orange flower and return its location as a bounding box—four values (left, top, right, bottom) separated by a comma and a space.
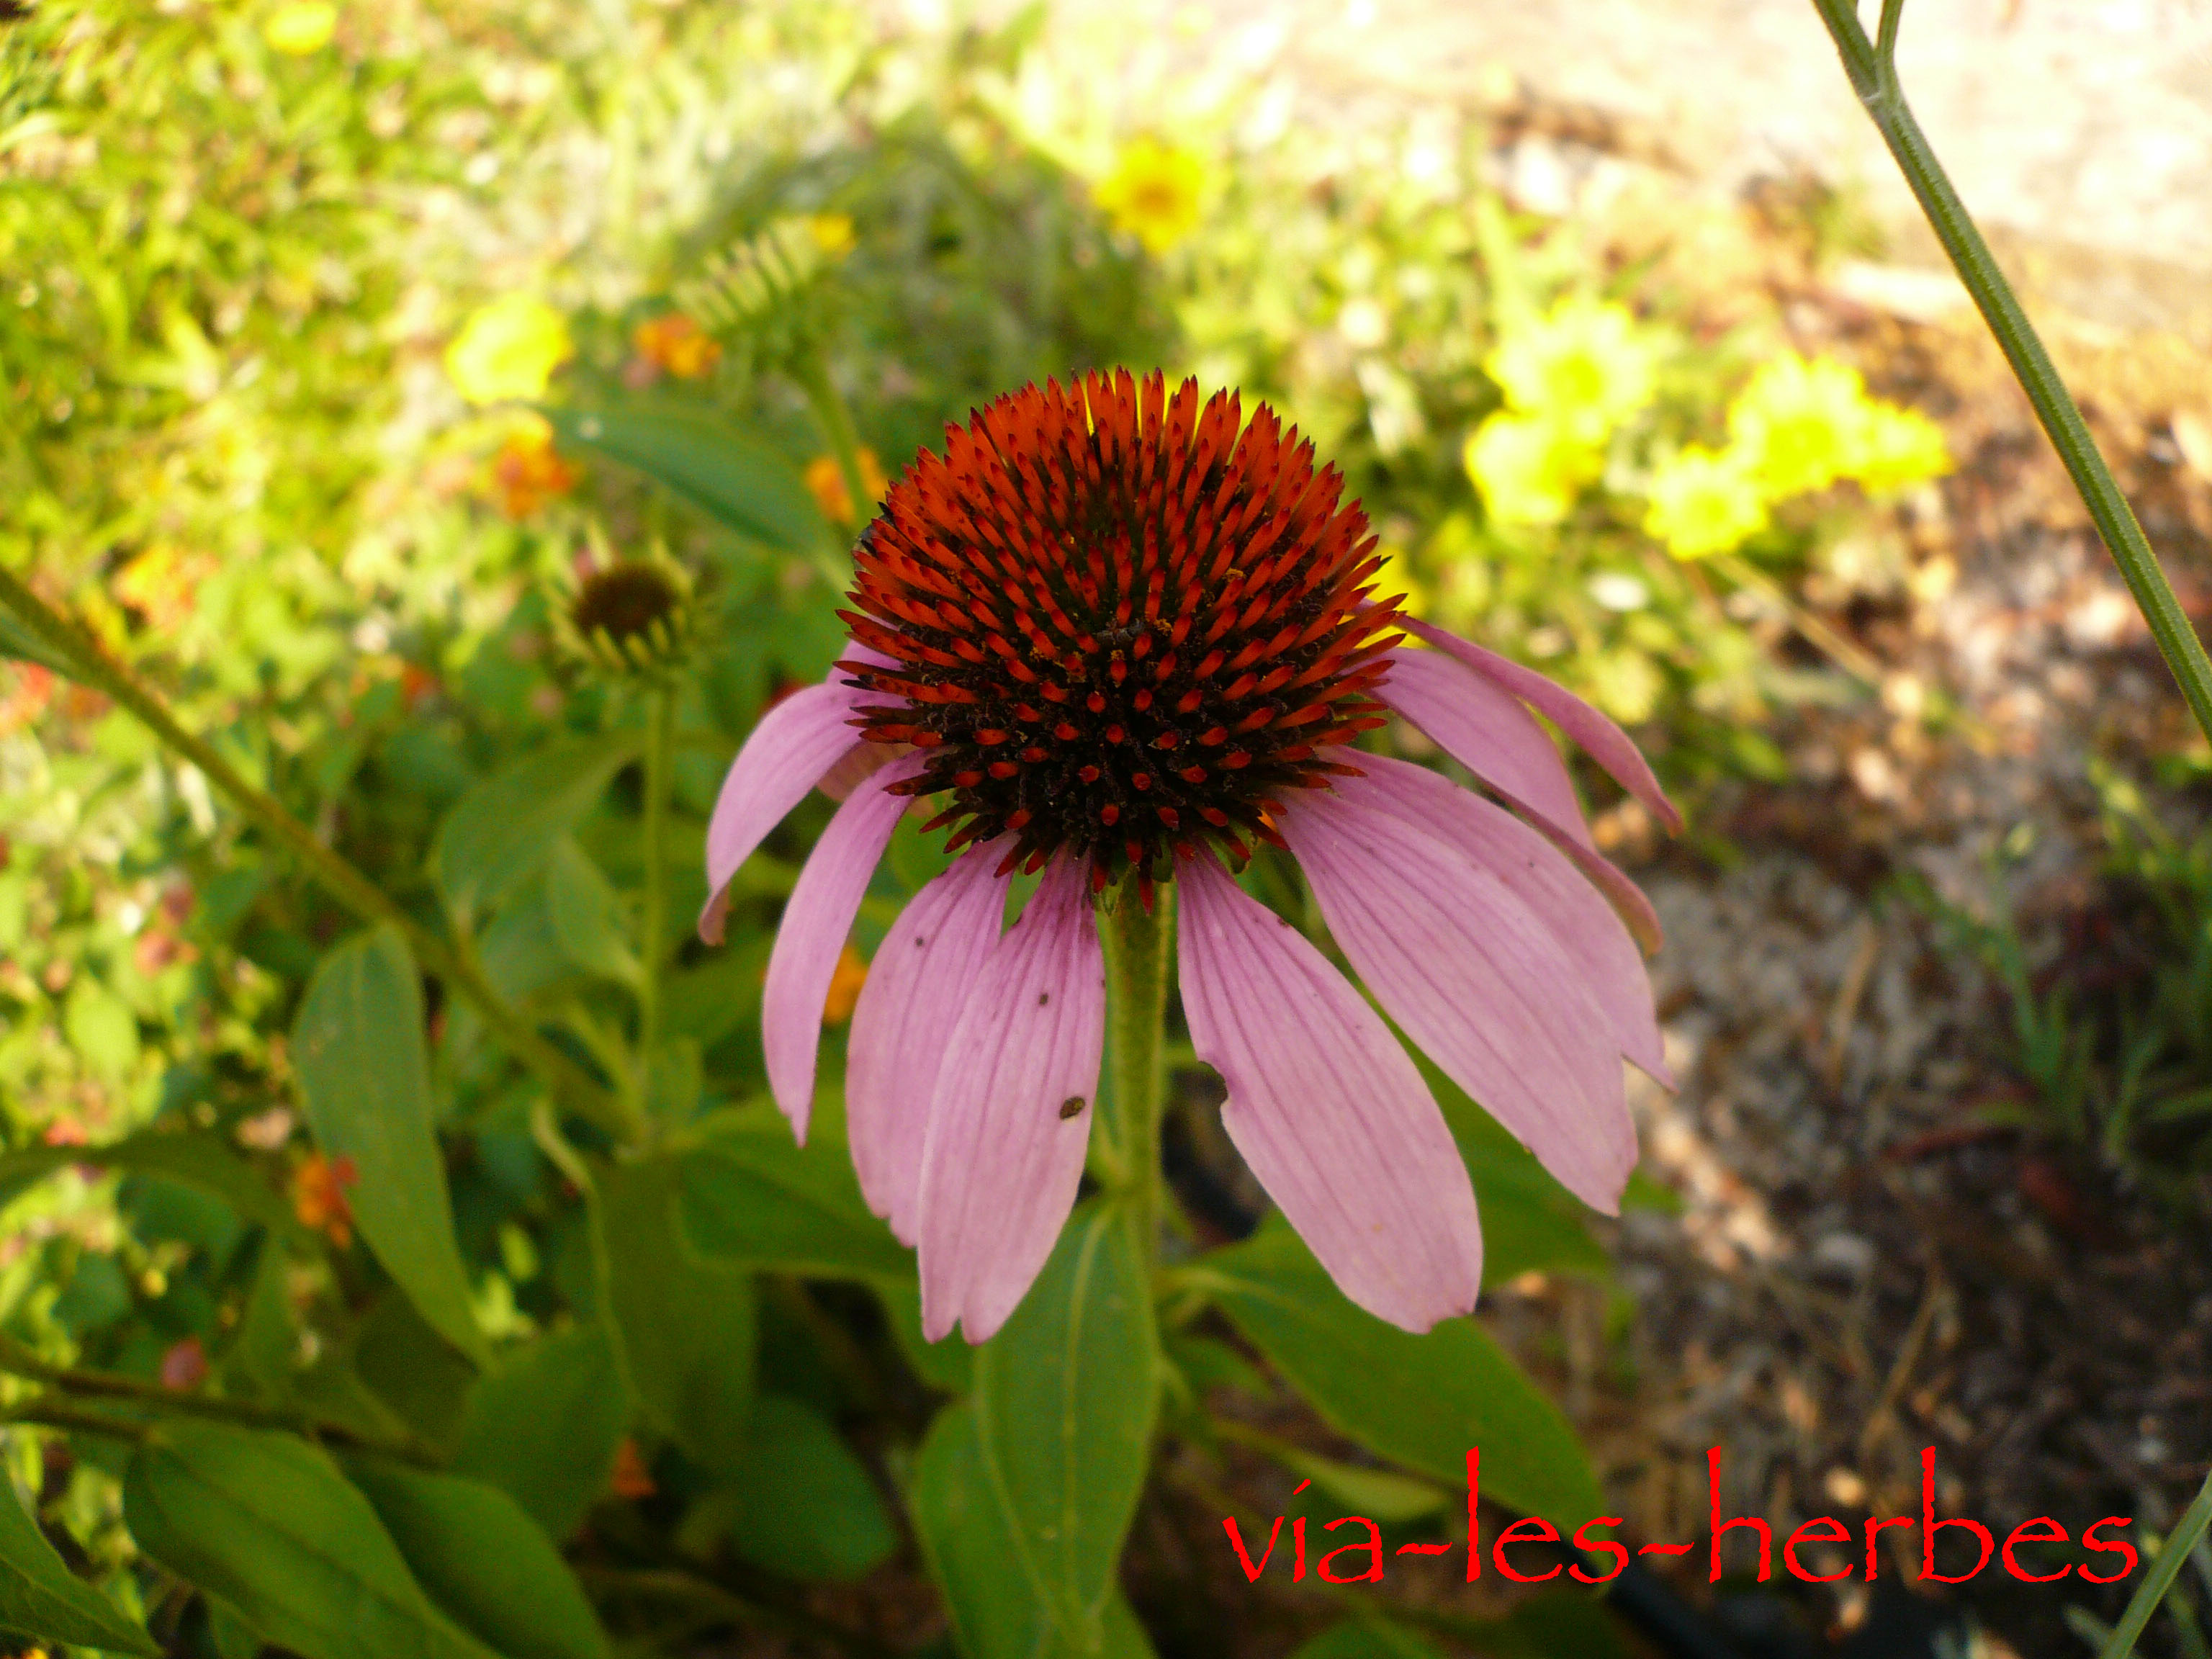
0, 663, 56, 737
804, 449, 889, 526
822, 943, 869, 1025
291, 1151, 359, 1248
491, 418, 579, 519
631, 313, 722, 380
608, 1437, 657, 1499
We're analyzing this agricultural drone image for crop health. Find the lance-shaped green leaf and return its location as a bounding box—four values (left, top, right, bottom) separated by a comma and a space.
0, 1465, 158, 1655
0, 1129, 299, 1236
293, 927, 485, 1364
598, 1156, 755, 1478
544, 839, 642, 989
969, 1202, 1157, 1652
542, 405, 827, 552
433, 732, 641, 927
910, 1400, 1156, 1659
123, 1425, 494, 1659
1195, 1220, 1601, 1530
346, 1460, 612, 1659
715, 1394, 895, 1582
0, 604, 74, 677
676, 1123, 909, 1282
453, 1323, 630, 1542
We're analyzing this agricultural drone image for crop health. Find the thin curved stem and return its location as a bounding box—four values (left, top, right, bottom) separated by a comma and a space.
639, 680, 676, 1076
0, 566, 637, 1142
1806, 0, 2212, 744
2099, 1469, 2212, 1659
1098, 882, 1176, 1267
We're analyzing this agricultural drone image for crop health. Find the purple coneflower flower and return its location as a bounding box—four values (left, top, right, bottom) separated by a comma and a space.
703, 372, 1678, 1343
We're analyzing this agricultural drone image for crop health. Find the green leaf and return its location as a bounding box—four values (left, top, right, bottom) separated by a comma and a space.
294, 927, 485, 1365
544, 840, 642, 989
0, 1130, 298, 1236
0, 1464, 158, 1655
970, 1202, 1157, 1651
453, 1323, 630, 1542
433, 732, 641, 927
1421, 1057, 1608, 1286
122, 1424, 493, 1659
225, 1238, 297, 1400
877, 1281, 972, 1395
676, 1122, 909, 1282
598, 1157, 755, 1478
346, 1460, 612, 1659
714, 1394, 895, 1582
1197, 1220, 1601, 1530
909, 1401, 1156, 1659
353, 1293, 477, 1459
1290, 1622, 1448, 1659
1226, 1430, 1449, 1524
543, 405, 827, 552
205, 1597, 264, 1659
64, 979, 140, 1083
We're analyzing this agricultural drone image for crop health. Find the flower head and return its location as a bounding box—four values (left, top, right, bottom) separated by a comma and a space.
291, 1151, 358, 1247
704, 372, 1680, 1343
445, 295, 573, 407
631, 313, 722, 381
1465, 412, 1601, 527
490, 415, 579, 518
1095, 139, 1208, 254
1643, 444, 1770, 559
555, 554, 694, 680
804, 449, 889, 526
1727, 350, 1871, 501
1848, 402, 1950, 495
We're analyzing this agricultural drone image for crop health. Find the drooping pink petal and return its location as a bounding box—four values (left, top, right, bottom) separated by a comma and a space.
1281, 789, 1638, 1215
701, 675, 872, 944
1398, 615, 1682, 832
760, 759, 921, 1142
845, 846, 1011, 1244
914, 858, 1105, 1344
1380, 648, 1594, 848
1377, 647, 1664, 953
1331, 754, 1668, 1084
1178, 854, 1483, 1331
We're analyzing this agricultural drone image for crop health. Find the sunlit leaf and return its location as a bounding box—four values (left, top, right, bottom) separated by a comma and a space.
676, 1119, 909, 1282
294, 927, 485, 1365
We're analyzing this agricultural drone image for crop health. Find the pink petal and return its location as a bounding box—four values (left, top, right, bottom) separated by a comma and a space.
760, 759, 920, 1142
1398, 616, 1682, 833
701, 670, 875, 945
1381, 648, 1593, 848
1379, 648, 1664, 954
1178, 854, 1482, 1331
914, 858, 1105, 1343
1332, 755, 1668, 1085
845, 846, 1011, 1244
1281, 790, 1637, 1215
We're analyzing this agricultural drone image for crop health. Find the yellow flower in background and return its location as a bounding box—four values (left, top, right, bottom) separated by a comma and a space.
1727, 351, 1871, 501
631, 313, 721, 379
808, 214, 857, 258
1644, 444, 1770, 559
804, 449, 889, 526
444, 295, 573, 406
1095, 139, 1208, 254
1849, 402, 1951, 495
822, 943, 869, 1025
264, 1, 336, 54
1486, 297, 1660, 449
1465, 413, 1601, 527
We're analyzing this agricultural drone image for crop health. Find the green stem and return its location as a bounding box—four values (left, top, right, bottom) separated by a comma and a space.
1098, 881, 1176, 1262
0, 565, 638, 1143
794, 352, 875, 534
1806, 0, 2212, 744
639, 680, 676, 1074
2100, 1469, 2212, 1659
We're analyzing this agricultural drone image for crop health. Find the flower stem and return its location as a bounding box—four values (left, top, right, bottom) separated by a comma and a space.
1098, 881, 1176, 1262
1806, 0, 2212, 744
639, 679, 676, 1074
795, 351, 874, 535
0, 565, 639, 1143
2098, 1466, 2212, 1659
